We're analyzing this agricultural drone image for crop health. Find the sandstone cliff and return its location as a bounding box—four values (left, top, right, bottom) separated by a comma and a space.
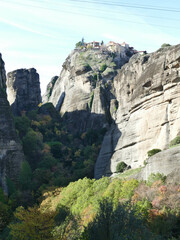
0, 54, 24, 192
43, 44, 180, 179
96, 44, 180, 178
43, 46, 133, 132
7, 68, 41, 116
136, 147, 180, 180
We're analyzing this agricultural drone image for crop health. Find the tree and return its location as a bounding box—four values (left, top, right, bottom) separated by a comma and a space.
9, 206, 56, 240
161, 43, 171, 48
0, 202, 12, 233
81, 199, 159, 240
147, 149, 161, 157
22, 129, 43, 168
99, 63, 107, 72
14, 116, 30, 138
48, 141, 62, 158
116, 161, 127, 173
52, 205, 80, 240
75, 41, 82, 48
19, 161, 32, 190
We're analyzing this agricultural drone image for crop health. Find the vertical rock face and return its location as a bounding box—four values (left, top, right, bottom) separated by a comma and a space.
7, 68, 42, 116
43, 44, 180, 179
43, 47, 133, 132
0, 54, 24, 192
95, 44, 180, 178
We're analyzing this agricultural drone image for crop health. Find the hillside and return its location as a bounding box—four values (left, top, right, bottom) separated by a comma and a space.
41, 43, 180, 179
0, 42, 180, 239
6, 174, 180, 240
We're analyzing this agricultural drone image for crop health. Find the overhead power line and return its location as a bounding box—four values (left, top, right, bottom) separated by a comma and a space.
2, 0, 180, 14
1, 0, 180, 31
67, 0, 180, 13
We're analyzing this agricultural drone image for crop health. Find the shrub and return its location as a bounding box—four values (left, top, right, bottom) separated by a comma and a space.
48, 141, 62, 158
83, 63, 91, 72
99, 63, 107, 72
88, 92, 94, 110
161, 43, 171, 48
147, 149, 161, 157
75, 41, 82, 48
134, 199, 152, 219
19, 161, 32, 190
116, 161, 127, 173
0, 202, 12, 232
22, 129, 43, 163
169, 136, 180, 148
14, 116, 31, 138
120, 179, 139, 199
147, 173, 166, 187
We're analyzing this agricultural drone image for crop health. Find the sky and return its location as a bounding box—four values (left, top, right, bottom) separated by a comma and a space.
1, 0, 180, 94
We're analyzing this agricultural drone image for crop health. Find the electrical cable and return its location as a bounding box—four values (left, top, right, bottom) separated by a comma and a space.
1, 0, 180, 31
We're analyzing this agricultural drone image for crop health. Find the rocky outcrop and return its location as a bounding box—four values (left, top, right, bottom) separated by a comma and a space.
43, 44, 180, 179
96, 44, 180, 177
7, 68, 41, 116
0, 54, 24, 192
43, 76, 58, 102
135, 146, 180, 180
43, 47, 133, 131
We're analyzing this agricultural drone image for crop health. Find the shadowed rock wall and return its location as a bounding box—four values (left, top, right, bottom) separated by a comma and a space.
96, 44, 180, 177
0, 54, 24, 192
7, 68, 41, 116
42, 44, 180, 178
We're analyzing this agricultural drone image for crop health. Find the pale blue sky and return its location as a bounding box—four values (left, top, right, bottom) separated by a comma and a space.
1, 0, 180, 94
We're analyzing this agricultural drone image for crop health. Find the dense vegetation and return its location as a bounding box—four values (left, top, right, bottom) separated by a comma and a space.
1, 175, 179, 239
0, 103, 179, 239
0, 103, 106, 238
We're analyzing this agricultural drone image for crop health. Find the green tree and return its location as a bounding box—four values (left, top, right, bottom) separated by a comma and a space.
37, 153, 57, 169
0, 187, 6, 204
169, 136, 180, 147
147, 149, 161, 157
161, 43, 171, 48
0, 202, 12, 233
14, 116, 31, 138
48, 141, 62, 158
19, 161, 32, 190
75, 41, 82, 48
6, 178, 16, 197
99, 63, 107, 72
116, 161, 127, 173
22, 129, 43, 168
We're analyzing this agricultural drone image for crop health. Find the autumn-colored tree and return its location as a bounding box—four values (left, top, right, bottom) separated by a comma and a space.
9, 206, 56, 240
